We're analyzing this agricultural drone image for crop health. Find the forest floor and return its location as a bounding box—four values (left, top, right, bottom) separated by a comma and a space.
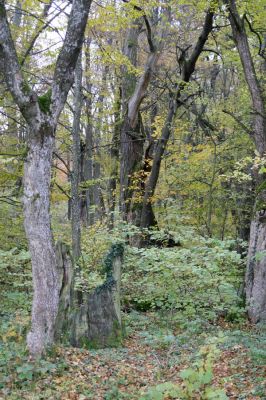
1, 312, 265, 400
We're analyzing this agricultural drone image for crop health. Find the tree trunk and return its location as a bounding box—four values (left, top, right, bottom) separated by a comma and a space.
107, 86, 121, 229
55, 243, 124, 348
119, 15, 160, 222
225, 0, 266, 322
140, 9, 214, 231
120, 115, 144, 220
140, 99, 177, 229
81, 37, 95, 225
24, 128, 60, 356
246, 218, 266, 322
0, 0, 93, 356
71, 56, 83, 261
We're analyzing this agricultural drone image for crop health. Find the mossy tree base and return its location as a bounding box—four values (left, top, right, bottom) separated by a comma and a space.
55, 243, 124, 348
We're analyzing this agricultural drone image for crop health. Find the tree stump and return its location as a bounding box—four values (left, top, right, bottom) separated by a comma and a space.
55, 242, 124, 348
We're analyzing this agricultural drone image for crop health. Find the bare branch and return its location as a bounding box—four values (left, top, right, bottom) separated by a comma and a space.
54, 181, 71, 199
53, 151, 70, 172
244, 14, 266, 60
51, 0, 92, 122
21, 2, 68, 66
0, 1, 30, 111
182, 9, 214, 81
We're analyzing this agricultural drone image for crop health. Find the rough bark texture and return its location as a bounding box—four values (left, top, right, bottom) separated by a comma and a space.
0, 0, 92, 356
225, 0, 266, 322
107, 86, 121, 229
24, 129, 58, 355
54, 242, 74, 341
246, 219, 266, 322
71, 243, 124, 348
120, 15, 160, 221
55, 243, 124, 348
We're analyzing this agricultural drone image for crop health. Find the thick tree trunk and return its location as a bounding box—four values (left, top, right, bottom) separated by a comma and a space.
225, 0, 266, 322
246, 218, 266, 322
120, 115, 144, 220
140, 100, 177, 229
55, 243, 124, 348
119, 16, 160, 222
24, 129, 60, 356
0, 0, 92, 356
107, 86, 121, 229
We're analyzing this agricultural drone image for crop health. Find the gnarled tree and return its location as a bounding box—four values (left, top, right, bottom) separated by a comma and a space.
120, 4, 162, 223
140, 8, 214, 230
0, 0, 92, 356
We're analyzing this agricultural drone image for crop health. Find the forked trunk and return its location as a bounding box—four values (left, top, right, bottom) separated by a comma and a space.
23, 128, 60, 356
0, 0, 92, 356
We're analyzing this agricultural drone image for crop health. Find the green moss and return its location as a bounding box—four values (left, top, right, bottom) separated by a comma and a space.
103, 243, 124, 277
38, 89, 52, 114
77, 319, 123, 350
21, 81, 31, 96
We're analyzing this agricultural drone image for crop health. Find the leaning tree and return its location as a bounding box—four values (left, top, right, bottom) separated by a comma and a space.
0, 0, 92, 356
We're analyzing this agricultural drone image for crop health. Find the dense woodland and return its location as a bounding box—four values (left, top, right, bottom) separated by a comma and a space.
0, 0, 266, 398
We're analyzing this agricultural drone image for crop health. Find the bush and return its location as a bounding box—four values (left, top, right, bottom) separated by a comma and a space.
122, 231, 245, 323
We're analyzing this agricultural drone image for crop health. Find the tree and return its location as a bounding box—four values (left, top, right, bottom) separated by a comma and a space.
119, 4, 162, 223
224, 0, 266, 322
0, 0, 92, 356
140, 8, 214, 230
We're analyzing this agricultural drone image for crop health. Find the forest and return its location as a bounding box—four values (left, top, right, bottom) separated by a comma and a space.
0, 0, 265, 398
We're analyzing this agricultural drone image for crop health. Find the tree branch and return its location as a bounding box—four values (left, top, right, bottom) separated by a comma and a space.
21, 2, 68, 66
53, 151, 70, 172
51, 0, 92, 122
0, 1, 31, 113
182, 9, 214, 82
54, 181, 71, 199
244, 14, 265, 60
222, 109, 252, 135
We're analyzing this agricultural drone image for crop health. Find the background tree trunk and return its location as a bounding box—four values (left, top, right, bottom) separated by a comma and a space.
71, 55, 83, 261
120, 14, 160, 222
81, 38, 94, 225
140, 9, 214, 231
225, 0, 266, 322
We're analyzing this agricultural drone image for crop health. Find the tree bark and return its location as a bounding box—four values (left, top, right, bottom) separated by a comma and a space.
120, 13, 161, 222
225, 0, 266, 322
107, 85, 121, 229
71, 55, 83, 261
55, 243, 124, 348
0, 0, 92, 356
24, 128, 58, 356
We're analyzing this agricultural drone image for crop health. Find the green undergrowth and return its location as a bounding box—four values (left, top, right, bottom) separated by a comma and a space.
78, 223, 246, 324
1, 310, 265, 399
1, 223, 264, 398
